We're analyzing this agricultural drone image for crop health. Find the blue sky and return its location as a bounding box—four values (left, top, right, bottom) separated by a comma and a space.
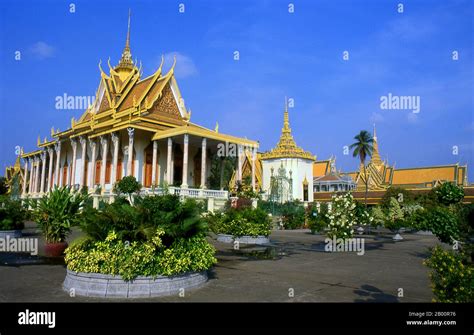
1, 0, 473, 181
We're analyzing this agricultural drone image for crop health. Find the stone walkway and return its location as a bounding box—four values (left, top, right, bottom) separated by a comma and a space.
0, 223, 437, 302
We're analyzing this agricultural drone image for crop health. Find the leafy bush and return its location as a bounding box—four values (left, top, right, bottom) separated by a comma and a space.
434, 182, 464, 205
32, 187, 88, 243
114, 176, 142, 203
405, 208, 430, 231
371, 206, 385, 226
280, 201, 305, 229
325, 193, 358, 239
65, 230, 216, 281
384, 197, 405, 231
79, 194, 207, 247
425, 207, 460, 244
381, 187, 415, 208
424, 246, 474, 302
207, 207, 271, 237
307, 202, 329, 234
0, 195, 27, 230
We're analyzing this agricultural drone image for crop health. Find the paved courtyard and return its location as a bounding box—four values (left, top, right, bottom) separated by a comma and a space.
0, 222, 437, 302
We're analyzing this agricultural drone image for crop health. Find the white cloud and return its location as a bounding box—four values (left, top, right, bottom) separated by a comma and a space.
162, 52, 198, 78
30, 41, 55, 59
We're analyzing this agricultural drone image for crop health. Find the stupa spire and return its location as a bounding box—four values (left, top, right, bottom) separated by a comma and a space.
261, 98, 315, 161
117, 9, 134, 71
371, 124, 382, 166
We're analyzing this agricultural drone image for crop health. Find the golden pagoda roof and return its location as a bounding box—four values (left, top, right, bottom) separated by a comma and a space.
261, 100, 315, 161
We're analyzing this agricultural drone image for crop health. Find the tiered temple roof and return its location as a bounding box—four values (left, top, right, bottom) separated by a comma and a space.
261, 100, 315, 161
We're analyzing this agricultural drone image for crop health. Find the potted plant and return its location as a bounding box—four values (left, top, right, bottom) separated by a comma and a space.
0, 195, 27, 238
32, 187, 88, 257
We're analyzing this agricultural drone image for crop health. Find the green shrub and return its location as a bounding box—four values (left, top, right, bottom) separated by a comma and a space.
424, 246, 474, 302
307, 202, 329, 234
114, 176, 142, 203
65, 230, 216, 281
425, 207, 460, 244
32, 187, 88, 243
434, 182, 464, 205
381, 187, 415, 208
79, 194, 207, 246
206, 207, 271, 237
280, 201, 305, 229
405, 208, 430, 231
0, 195, 27, 230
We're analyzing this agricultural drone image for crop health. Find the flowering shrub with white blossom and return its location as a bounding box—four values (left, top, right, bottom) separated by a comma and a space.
325, 192, 373, 239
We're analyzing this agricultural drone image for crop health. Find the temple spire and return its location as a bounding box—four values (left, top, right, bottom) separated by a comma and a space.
283, 96, 290, 133
117, 9, 134, 71
371, 124, 382, 166
260, 97, 315, 161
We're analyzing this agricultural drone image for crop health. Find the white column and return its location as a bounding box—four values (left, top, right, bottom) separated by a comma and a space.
34, 156, 40, 193
151, 140, 158, 186
252, 146, 256, 191
89, 139, 97, 189
70, 138, 77, 187
237, 144, 243, 182
40, 151, 47, 193
22, 158, 29, 195
28, 157, 34, 194
182, 134, 189, 188
100, 135, 108, 190
126, 127, 134, 177
47, 147, 54, 192
200, 138, 207, 189
166, 138, 172, 184
54, 141, 61, 187
79, 136, 87, 188
111, 132, 119, 184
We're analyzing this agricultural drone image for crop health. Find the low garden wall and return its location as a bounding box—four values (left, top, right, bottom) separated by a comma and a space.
63, 269, 208, 298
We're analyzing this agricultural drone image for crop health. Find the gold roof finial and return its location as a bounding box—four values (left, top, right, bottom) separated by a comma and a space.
261, 98, 315, 161
370, 124, 382, 166
215, 122, 219, 133
116, 9, 134, 71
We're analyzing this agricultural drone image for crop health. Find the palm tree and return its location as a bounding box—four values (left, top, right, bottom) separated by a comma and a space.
349, 130, 374, 206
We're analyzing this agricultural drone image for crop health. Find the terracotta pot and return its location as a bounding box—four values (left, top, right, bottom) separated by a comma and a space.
44, 242, 68, 257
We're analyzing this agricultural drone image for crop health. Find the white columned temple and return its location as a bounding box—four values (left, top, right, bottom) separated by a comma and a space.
252, 147, 256, 191
166, 138, 172, 185
40, 151, 47, 193
28, 158, 34, 194
100, 135, 108, 190
47, 147, 54, 191
54, 141, 61, 187
237, 144, 243, 182
151, 140, 158, 186
201, 138, 206, 189
89, 139, 97, 188
127, 127, 134, 176
79, 136, 87, 188
111, 132, 119, 186
70, 138, 77, 187
22, 158, 29, 195
181, 134, 189, 188
33, 157, 40, 194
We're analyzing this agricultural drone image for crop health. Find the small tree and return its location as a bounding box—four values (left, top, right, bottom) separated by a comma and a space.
115, 176, 142, 204
434, 182, 464, 205
383, 197, 405, 233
